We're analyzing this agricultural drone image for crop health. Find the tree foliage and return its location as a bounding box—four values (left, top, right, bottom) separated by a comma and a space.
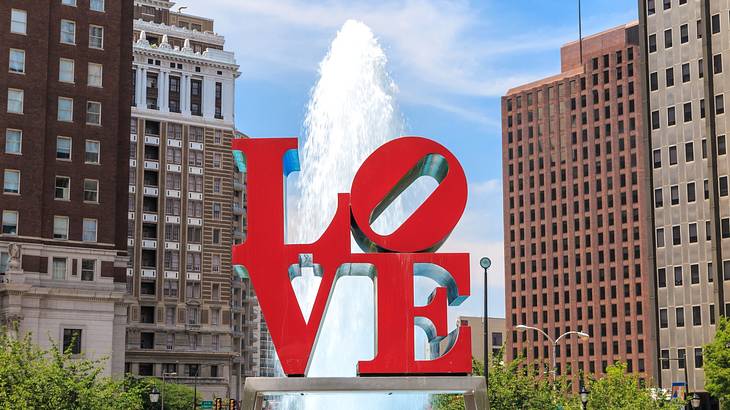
583, 363, 679, 410
705, 316, 730, 409
129, 377, 200, 410
0, 331, 143, 410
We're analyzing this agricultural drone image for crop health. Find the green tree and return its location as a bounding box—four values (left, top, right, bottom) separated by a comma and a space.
584, 362, 680, 410
432, 353, 571, 410
128, 377, 200, 410
0, 331, 143, 410
705, 316, 730, 409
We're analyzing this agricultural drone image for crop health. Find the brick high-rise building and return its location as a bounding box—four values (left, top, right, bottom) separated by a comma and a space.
639, 0, 729, 403
0, 0, 132, 375
124, 0, 251, 401
502, 22, 658, 384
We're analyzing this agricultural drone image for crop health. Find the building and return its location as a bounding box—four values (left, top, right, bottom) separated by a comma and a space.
0, 0, 132, 376
433, 317, 506, 365
502, 22, 658, 384
639, 0, 729, 404
124, 0, 246, 400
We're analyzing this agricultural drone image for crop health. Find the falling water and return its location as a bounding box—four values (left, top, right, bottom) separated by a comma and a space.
279, 19, 429, 410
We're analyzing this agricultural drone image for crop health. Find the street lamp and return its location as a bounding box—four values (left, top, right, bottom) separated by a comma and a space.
514, 325, 590, 380
690, 393, 701, 409
479, 257, 491, 410
161, 371, 177, 410
149, 386, 160, 404
579, 385, 590, 409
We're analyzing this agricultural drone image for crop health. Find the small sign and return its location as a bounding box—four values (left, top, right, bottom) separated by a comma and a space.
671, 382, 687, 400
201, 400, 213, 409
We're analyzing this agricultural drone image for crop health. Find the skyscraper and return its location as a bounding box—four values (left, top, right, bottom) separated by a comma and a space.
639, 0, 729, 402
0, 0, 132, 376
124, 0, 246, 400
502, 22, 658, 384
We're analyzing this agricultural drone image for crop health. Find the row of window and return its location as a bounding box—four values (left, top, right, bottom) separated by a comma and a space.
9, 9, 105, 48
659, 348, 703, 371
657, 261, 730, 287
656, 219, 730, 247
652, 137, 727, 170
0, 211, 97, 242
129, 362, 216, 378
61, 0, 105, 12
659, 305, 715, 329
7, 90, 103, 125
9, 54, 103, 87
646, 0, 688, 15
650, 95, 725, 130
649, 60, 706, 91
4, 132, 101, 164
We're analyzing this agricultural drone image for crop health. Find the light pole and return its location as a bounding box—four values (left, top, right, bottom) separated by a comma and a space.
514, 325, 590, 380
149, 386, 160, 406
161, 371, 177, 410
479, 257, 491, 410
579, 385, 590, 409
690, 393, 701, 409
658, 355, 691, 409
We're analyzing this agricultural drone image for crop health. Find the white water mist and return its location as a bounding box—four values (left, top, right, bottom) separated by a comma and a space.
281, 19, 429, 410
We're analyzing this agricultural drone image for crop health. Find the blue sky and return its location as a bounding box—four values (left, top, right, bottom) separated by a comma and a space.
177, 0, 638, 317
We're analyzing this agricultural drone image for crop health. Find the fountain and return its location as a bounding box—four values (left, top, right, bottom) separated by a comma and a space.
277, 19, 430, 410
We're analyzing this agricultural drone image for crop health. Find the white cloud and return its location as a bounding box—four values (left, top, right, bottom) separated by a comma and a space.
173, 0, 574, 126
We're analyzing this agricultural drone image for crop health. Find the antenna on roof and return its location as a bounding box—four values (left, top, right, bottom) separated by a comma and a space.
578, 0, 584, 65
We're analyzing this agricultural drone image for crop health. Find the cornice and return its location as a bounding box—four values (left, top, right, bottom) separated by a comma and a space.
133, 18, 225, 46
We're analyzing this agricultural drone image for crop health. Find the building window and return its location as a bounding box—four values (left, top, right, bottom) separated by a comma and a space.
692, 306, 702, 326
60, 20, 76, 45
676, 307, 685, 327
714, 54, 723, 74
667, 106, 676, 126
212, 228, 221, 244
190, 79, 202, 116
90, 0, 105, 12
670, 185, 679, 205
719, 135, 727, 155
689, 223, 698, 243
85, 140, 100, 164
186, 281, 201, 299
711, 14, 721, 34
59, 58, 74, 83
649, 72, 658, 91
7, 89, 23, 114
716, 94, 725, 115
674, 266, 683, 286
5, 129, 22, 154
213, 177, 221, 193
53, 216, 69, 240
86, 101, 101, 125
56, 136, 72, 160
659, 308, 668, 328
10, 9, 27, 35
648, 34, 656, 53
52, 257, 67, 279
55, 176, 70, 200
82, 219, 97, 242
657, 268, 666, 288
81, 259, 95, 281
720, 176, 728, 197
58, 97, 73, 122
83, 179, 98, 203
87, 63, 102, 87
62, 329, 82, 354
660, 349, 669, 370
211, 308, 219, 325
212, 153, 222, 168
680, 24, 688, 43
215, 82, 222, 119
666, 67, 674, 87
656, 228, 665, 247
212, 203, 222, 220
186, 253, 201, 272
3, 170, 20, 194
89, 25, 103, 49
664, 28, 672, 48
163, 279, 178, 297
653, 149, 661, 168
2, 211, 18, 235
651, 110, 660, 130
169, 76, 180, 113
212, 254, 220, 272
9, 49, 25, 74
62, 0, 77, 6
687, 182, 696, 203
695, 348, 703, 368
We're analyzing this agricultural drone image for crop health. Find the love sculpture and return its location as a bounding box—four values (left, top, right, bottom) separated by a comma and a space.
231, 136, 472, 377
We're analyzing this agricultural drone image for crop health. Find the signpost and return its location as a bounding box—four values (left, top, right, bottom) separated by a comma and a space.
200, 400, 213, 409
233, 136, 487, 409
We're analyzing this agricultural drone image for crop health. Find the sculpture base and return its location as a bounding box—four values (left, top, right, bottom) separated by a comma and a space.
242, 376, 487, 410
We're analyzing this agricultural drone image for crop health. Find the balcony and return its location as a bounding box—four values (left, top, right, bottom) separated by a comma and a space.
130, 159, 137, 168
166, 139, 182, 148
128, 212, 135, 220
166, 164, 182, 173
165, 215, 180, 224
144, 135, 160, 146
234, 181, 244, 191
233, 229, 243, 240
188, 192, 203, 201
233, 204, 243, 215
143, 187, 159, 197
189, 142, 203, 151
187, 218, 202, 226
144, 160, 159, 171
141, 240, 157, 249
165, 189, 181, 198
141, 269, 156, 279
164, 242, 180, 250
187, 244, 202, 252
142, 213, 158, 223
188, 166, 203, 175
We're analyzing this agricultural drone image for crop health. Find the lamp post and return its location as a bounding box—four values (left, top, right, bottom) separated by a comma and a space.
479, 257, 491, 410
149, 386, 160, 406
658, 355, 691, 408
690, 393, 701, 409
514, 325, 590, 380
579, 385, 590, 409
161, 371, 177, 410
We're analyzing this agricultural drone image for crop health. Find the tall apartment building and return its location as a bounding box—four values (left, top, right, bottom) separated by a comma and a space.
124, 0, 248, 400
502, 23, 658, 385
0, 0, 132, 375
639, 0, 729, 402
